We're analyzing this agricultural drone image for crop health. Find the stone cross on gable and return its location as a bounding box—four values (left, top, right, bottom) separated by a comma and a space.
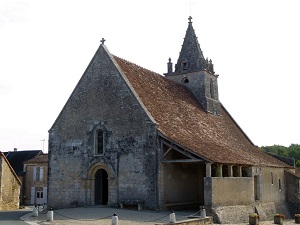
100, 38, 106, 45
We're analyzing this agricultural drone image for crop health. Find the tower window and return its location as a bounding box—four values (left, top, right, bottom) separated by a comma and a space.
278, 179, 282, 191
182, 59, 188, 70
181, 77, 189, 83
210, 78, 214, 99
95, 129, 104, 155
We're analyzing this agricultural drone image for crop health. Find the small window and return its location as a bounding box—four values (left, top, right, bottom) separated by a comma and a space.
95, 129, 104, 155
271, 172, 274, 185
33, 166, 43, 181
182, 59, 188, 70
278, 179, 282, 191
181, 77, 189, 83
210, 78, 214, 99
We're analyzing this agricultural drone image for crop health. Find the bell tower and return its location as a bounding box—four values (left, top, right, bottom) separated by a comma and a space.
165, 17, 221, 115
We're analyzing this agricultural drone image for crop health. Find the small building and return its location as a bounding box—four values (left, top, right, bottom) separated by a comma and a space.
23, 154, 48, 205
4, 149, 43, 205
0, 152, 21, 210
285, 167, 300, 215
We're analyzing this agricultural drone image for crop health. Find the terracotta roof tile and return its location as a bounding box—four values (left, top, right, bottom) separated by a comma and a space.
113, 55, 290, 168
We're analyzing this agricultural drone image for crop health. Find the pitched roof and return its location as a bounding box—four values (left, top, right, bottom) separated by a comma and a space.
23, 154, 48, 164
0, 152, 22, 185
296, 167, 300, 177
112, 55, 290, 168
3, 150, 42, 176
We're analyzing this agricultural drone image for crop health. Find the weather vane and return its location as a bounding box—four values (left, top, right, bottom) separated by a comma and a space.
188, 0, 194, 17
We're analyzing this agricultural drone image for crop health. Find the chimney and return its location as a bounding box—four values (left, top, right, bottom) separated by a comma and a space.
14, 148, 17, 152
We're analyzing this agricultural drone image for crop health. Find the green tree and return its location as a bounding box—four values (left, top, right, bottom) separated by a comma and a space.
261, 144, 300, 167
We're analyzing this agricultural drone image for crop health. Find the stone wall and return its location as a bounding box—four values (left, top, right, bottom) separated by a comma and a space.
0, 155, 21, 210
257, 167, 285, 203
206, 177, 254, 206
48, 45, 159, 209
166, 71, 220, 115
285, 170, 300, 215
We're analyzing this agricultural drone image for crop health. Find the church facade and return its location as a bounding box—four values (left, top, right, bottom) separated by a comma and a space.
48, 18, 297, 222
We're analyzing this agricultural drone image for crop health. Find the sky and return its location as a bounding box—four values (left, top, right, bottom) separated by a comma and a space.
0, 0, 299, 153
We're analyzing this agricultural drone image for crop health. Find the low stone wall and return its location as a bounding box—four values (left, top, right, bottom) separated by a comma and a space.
211, 205, 254, 223
155, 217, 212, 225
256, 202, 291, 220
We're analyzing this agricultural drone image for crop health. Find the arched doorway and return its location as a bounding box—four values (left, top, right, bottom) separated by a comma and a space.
95, 169, 108, 205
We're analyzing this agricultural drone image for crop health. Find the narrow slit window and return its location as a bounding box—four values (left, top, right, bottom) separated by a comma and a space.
278, 179, 282, 191
96, 130, 104, 155
210, 78, 214, 99
271, 172, 274, 185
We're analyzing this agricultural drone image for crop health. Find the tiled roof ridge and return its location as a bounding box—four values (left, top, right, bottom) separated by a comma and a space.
112, 55, 163, 78
23, 153, 48, 164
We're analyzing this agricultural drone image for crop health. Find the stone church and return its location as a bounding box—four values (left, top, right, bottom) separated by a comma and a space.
48, 17, 299, 222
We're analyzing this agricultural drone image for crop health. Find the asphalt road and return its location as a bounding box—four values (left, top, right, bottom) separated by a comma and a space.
0, 208, 32, 225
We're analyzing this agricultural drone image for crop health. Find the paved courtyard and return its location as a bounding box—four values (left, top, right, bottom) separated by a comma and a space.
20, 206, 298, 225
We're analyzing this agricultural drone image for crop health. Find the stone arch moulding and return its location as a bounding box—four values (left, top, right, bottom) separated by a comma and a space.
87, 162, 116, 179
86, 162, 117, 206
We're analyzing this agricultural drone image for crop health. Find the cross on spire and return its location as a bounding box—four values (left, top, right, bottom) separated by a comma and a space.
100, 38, 106, 45
188, 16, 193, 23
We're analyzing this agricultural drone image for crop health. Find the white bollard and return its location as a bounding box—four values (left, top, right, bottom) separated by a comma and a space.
47, 210, 53, 221
200, 207, 206, 218
112, 213, 118, 225
32, 207, 38, 217
169, 211, 176, 223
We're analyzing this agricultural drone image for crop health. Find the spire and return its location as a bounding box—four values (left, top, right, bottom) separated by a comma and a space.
164, 17, 220, 115
172, 17, 214, 75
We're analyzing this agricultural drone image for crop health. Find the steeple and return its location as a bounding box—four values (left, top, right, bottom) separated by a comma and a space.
165, 17, 220, 115
167, 16, 214, 75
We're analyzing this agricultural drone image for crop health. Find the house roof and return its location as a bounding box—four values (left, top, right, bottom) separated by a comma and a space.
0, 152, 22, 185
3, 150, 43, 176
23, 154, 48, 164
296, 167, 300, 177
112, 55, 290, 168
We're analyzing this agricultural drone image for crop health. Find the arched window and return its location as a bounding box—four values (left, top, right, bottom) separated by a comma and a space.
222, 165, 229, 177
95, 129, 104, 155
181, 77, 189, 83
